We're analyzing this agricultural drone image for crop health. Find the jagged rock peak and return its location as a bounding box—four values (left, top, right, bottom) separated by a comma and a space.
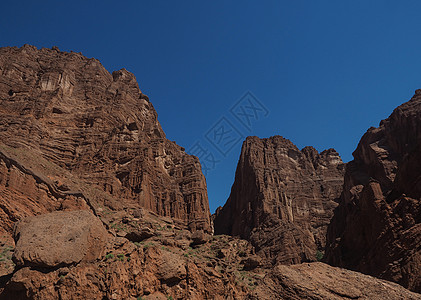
214, 135, 345, 265
326, 90, 421, 293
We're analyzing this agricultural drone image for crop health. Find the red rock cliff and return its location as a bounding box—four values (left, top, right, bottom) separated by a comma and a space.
214, 135, 345, 265
325, 90, 421, 293
0, 45, 211, 237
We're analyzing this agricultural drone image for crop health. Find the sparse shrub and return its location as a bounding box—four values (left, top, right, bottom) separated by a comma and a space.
117, 253, 125, 261
143, 242, 154, 249
316, 250, 324, 261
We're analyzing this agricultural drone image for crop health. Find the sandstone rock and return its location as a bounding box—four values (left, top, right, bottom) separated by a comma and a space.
13, 210, 108, 268
326, 91, 421, 293
250, 262, 421, 300
125, 227, 155, 242
157, 249, 187, 284
241, 255, 261, 270
191, 230, 209, 246
0, 45, 211, 236
214, 136, 345, 265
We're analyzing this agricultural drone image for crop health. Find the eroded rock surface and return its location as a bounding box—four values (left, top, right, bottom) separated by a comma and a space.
13, 210, 108, 268
214, 136, 345, 265
326, 90, 421, 293
2, 210, 420, 300
0, 45, 211, 237
252, 262, 421, 300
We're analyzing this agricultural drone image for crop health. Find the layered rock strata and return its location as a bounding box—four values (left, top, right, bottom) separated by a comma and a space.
0, 45, 211, 236
214, 136, 345, 265
325, 91, 421, 293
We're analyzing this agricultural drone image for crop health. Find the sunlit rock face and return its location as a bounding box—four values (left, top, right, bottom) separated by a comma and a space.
214, 135, 345, 265
0, 45, 211, 236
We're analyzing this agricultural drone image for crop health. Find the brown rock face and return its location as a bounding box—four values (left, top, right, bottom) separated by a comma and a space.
325, 90, 421, 293
214, 136, 345, 265
0, 45, 211, 235
252, 262, 421, 300
13, 210, 108, 268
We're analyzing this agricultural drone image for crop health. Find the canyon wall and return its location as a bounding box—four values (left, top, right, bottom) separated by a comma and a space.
214, 135, 345, 265
325, 91, 421, 293
0, 45, 211, 238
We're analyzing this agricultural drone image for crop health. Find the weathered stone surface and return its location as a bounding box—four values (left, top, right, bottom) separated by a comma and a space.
2, 224, 420, 300
326, 91, 421, 293
191, 230, 209, 246
250, 262, 421, 300
13, 210, 108, 268
0, 45, 211, 235
214, 136, 345, 265
125, 227, 155, 242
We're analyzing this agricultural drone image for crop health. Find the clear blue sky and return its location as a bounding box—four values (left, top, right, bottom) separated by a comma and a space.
2, 1, 421, 212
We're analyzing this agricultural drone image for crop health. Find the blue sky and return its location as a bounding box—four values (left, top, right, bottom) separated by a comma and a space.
2, 1, 421, 212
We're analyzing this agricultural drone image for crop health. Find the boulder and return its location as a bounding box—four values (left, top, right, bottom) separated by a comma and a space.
13, 210, 108, 268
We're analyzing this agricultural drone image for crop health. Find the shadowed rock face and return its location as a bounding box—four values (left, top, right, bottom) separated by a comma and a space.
214, 135, 345, 265
326, 90, 421, 293
0, 45, 211, 235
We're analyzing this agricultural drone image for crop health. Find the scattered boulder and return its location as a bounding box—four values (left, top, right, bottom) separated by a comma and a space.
191, 230, 209, 246
241, 255, 261, 270
125, 227, 155, 242
157, 250, 187, 284
13, 210, 108, 268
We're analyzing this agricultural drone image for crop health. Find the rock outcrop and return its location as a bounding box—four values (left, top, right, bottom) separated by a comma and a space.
253, 262, 421, 300
214, 136, 345, 265
0, 45, 211, 236
325, 90, 421, 293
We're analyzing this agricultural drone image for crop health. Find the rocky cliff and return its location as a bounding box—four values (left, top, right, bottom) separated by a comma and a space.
0, 44, 211, 239
325, 90, 421, 293
214, 136, 345, 265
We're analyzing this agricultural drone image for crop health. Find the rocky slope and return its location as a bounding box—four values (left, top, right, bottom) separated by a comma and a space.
1, 209, 420, 300
0, 44, 211, 240
325, 90, 421, 293
214, 136, 345, 265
